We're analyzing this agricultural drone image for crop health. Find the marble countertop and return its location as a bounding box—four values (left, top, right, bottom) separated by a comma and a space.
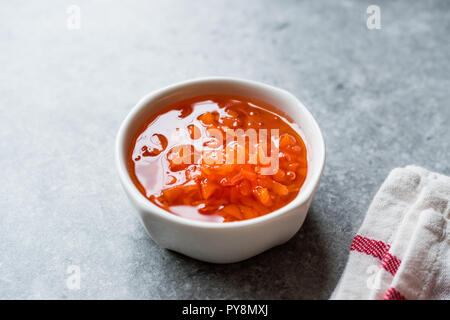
1, 0, 449, 299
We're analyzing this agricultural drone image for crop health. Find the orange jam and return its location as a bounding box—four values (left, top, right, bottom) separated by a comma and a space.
128, 95, 308, 222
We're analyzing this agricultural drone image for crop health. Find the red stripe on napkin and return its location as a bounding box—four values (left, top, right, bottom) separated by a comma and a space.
384, 287, 406, 300
350, 235, 390, 260
350, 235, 402, 276
382, 252, 402, 276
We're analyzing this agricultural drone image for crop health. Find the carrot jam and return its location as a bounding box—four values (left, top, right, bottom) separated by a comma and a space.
128, 95, 308, 222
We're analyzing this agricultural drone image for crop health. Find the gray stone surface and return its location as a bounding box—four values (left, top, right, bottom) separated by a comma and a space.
1, 0, 449, 299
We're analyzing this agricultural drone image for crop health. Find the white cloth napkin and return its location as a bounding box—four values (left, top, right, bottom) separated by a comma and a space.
331, 165, 450, 300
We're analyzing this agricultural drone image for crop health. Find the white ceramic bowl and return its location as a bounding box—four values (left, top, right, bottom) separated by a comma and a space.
115, 77, 325, 263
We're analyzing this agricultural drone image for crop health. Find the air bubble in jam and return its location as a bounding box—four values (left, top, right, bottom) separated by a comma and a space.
128, 95, 308, 223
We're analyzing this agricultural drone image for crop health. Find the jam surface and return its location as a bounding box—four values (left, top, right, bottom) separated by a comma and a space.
128, 95, 308, 222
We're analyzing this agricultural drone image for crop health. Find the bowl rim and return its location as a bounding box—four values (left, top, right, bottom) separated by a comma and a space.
115, 76, 326, 229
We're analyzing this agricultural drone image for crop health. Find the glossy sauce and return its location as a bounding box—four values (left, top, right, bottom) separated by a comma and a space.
128, 95, 308, 222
